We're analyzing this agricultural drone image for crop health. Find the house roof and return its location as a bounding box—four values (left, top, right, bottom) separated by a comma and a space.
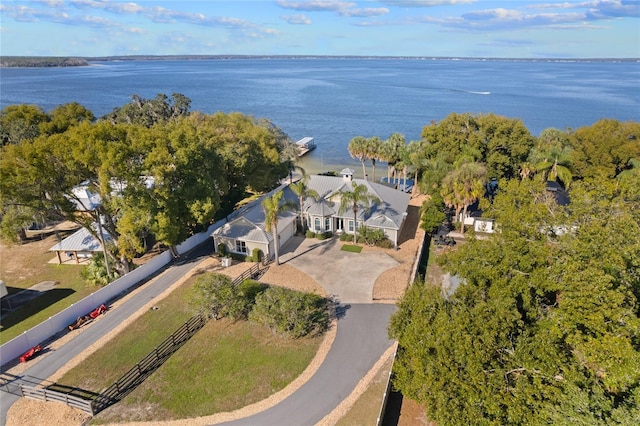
213, 175, 411, 242
70, 184, 102, 211
305, 175, 410, 230
306, 199, 336, 217
49, 223, 112, 253
214, 217, 273, 244
213, 186, 298, 241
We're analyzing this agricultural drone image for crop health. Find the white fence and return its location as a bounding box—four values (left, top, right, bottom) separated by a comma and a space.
0, 221, 225, 367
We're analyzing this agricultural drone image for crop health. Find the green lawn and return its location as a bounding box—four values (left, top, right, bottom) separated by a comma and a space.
341, 244, 362, 253
57, 275, 323, 423
0, 264, 91, 343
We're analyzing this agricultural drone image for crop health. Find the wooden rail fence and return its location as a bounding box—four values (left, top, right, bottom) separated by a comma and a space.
3, 262, 272, 416
91, 313, 207, 413
17, 384, 97, 415
231, 263, 261, 287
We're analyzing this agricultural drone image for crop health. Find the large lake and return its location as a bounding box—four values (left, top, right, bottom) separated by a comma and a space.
1, 58, 638, 174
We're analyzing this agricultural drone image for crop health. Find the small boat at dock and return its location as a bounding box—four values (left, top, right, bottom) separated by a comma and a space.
296, 137, 315, 157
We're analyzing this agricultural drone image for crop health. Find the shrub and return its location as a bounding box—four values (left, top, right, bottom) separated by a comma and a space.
252, 248, 264, 263
81, 253, 113, 286
376, 239, 395, 249
250, 287, 329, 338
317, 231, 332, 240
305, 230, 316, 238
339, 233, 351, 241
233, 279, 268, 320
188, 273, 236, 320
358, 226, 388, 246
229, 252, 251, 262
217, 243, 228, 257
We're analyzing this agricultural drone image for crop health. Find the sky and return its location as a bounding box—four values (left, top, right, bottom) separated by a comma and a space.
1, 0, 639, 58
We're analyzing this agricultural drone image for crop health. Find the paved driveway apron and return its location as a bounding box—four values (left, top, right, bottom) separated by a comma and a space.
280, 237, 399, 304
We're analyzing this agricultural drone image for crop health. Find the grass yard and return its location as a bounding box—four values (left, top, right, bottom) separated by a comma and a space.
57, 275, 197, 392
336, 355, 393, 425
0, 227, 95, 343
340, 244, 362, 253
57, 273, 323, 424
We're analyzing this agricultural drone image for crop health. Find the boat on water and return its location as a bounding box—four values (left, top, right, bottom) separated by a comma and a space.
296, 137, 315, 157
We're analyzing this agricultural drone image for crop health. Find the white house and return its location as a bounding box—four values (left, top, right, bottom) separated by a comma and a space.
212, 169, 411, 259
48, 223, 113, 264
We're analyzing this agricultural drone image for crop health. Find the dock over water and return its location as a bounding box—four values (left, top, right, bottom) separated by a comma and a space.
296, 137, 315, 157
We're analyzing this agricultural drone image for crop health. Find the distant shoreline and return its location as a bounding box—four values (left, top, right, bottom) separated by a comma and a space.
1, 55, 638, 68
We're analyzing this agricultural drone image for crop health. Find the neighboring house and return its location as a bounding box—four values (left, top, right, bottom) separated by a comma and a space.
49, 223, 113, 264
212, 168, 411, 258
69, 177, 155, 212
459, 180, 570, 235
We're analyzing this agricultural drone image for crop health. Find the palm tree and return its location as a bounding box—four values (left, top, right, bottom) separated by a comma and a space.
380, 133, 405, 183
364, 136, 383, 182
290, 178, 319, 232
529, 128, 573, 188
535, 156, 573, 189
337, 182, 381, 244
519, 161, 534, 180
262, 190, 296, 265
348, 136, 368, 180
441, 162, 487, 235
394, 144, 411, 192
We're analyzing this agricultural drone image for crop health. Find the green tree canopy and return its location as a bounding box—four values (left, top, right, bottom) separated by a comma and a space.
0, 104, 49, 146
0, 99, 290, 275
568, 119, 640, 180
420, 112, 534, 181
390, 178, 640, 425
101, 93, 192, 127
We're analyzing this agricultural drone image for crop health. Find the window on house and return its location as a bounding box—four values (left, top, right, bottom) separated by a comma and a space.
325, 217, 331, 231
314, 217, 321, 231
348, 220, 354, 232
235, 240, 247, 253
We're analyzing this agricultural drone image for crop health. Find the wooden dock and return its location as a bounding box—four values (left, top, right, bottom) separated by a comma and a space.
296, 137, 315, 157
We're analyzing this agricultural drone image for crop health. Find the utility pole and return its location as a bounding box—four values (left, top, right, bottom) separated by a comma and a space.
95, 210, 112, 280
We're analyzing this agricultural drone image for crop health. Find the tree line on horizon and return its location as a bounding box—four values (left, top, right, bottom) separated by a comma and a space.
1, 94, 639, 423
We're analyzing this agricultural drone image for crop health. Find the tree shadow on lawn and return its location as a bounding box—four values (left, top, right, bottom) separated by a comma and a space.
0, 288, 75, 334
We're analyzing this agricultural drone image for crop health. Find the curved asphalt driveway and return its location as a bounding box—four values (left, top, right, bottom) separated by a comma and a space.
217, 303, 396, 426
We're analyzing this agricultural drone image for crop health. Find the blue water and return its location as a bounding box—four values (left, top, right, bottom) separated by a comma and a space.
1, 58, 638, 174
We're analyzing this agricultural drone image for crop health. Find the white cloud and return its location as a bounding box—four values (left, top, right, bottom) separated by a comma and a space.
340, 7, 389, 17
282, 14, 312, 24
277, 1, 356, 12
380, 0, 476, 6
31, 0, 65, 6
